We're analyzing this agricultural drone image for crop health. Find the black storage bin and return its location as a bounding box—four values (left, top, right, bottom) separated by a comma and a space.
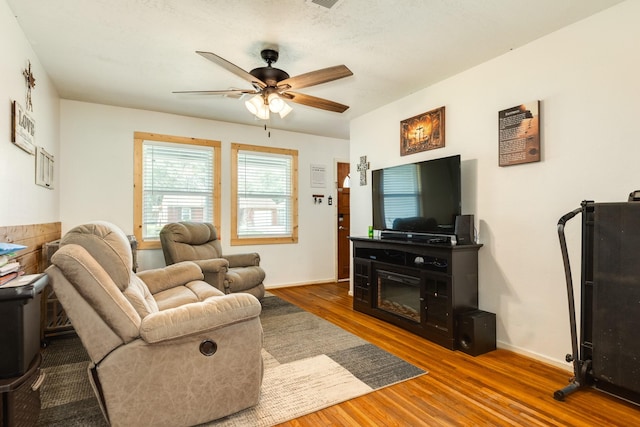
0, 275, 48, 378
0, 353, 43, 427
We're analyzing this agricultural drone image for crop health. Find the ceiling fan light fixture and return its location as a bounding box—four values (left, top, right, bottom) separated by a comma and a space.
279, 102, 293, 118
256, 103, 270, 120
185, 50, 352, 120
245, 94, 263, 116
245, 94, 271, 120
267, 93, 285, 113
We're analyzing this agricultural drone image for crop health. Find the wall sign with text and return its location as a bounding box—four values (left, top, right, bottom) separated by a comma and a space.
498, 101, 540, 167
310, 164, 326, 188
11, 100, 36, 155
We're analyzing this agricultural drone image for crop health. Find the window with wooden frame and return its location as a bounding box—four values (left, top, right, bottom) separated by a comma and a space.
134, 132, 221, 249
231, 143, 298, 245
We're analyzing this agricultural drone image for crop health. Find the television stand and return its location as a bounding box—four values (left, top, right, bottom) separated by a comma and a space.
350, 236, 482, 350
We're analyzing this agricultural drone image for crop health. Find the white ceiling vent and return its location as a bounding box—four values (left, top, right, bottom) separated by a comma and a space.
306, 0, 343, 10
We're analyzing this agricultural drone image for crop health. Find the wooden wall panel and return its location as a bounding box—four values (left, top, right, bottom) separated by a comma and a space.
0, 222, 61, 274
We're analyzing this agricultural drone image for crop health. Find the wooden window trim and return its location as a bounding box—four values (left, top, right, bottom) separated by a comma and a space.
231, 142, 298, 246
134, 131, 221, 250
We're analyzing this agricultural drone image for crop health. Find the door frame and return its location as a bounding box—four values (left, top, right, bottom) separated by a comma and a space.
334, 158, 350, 284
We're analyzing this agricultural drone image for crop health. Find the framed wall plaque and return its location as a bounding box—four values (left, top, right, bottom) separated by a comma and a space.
36, 146, 54, 189
11, 100, 36, 155
400, 106, 445, 156
498, 101, 540, 167
310, 164, 326, 188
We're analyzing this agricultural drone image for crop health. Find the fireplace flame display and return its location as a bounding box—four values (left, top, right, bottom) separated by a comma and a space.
377, 270, 421, 323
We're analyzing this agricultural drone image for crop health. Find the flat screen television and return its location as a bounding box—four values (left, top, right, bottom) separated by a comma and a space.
372, 154, 461, 238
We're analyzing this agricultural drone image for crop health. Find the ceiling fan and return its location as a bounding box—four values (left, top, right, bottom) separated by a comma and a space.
174, 49, 353, 119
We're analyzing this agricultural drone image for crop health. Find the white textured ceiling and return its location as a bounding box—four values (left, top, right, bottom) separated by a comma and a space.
7, 0, 623, 140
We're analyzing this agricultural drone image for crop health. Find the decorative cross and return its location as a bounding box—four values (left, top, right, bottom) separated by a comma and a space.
356, 155, 370, 186
23, 61, 36, 112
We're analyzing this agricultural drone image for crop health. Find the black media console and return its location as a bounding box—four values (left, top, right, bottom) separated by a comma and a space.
350, 236, 482, 350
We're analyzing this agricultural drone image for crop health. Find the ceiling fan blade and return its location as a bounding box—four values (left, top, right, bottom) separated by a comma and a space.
284, 91, 349, 113
278, 65, 353, 91
172, 89, 258, 96
196, 51, 267, 89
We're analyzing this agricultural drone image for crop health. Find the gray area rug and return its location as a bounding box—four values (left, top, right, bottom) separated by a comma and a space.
37, 295, 426, 426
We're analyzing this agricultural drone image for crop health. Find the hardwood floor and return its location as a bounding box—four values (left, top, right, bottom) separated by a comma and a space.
269, 282, 640, 426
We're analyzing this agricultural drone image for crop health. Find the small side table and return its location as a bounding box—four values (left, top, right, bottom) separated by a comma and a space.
0, 353, 44, 427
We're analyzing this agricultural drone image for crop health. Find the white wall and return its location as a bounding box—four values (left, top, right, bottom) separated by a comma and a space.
0, 0, 59, 226
350, 0, 640, 369
59, 101, 349, 287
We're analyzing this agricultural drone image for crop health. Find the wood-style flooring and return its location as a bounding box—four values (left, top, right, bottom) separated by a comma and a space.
269, 282, 640, 426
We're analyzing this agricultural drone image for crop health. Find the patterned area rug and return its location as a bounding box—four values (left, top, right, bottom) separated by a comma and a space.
37, 295, 426, 426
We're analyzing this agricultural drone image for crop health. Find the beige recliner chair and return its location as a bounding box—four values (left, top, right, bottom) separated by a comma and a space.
46, 222, 263, 427
160, 222, 266, 300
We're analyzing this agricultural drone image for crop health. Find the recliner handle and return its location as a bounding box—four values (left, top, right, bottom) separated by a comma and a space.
199, 339, 218, 356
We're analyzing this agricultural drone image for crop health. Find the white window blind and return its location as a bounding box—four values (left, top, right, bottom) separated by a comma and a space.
142, 141, 214, 240
237, 150, 292, 238
382, 165, 419, 228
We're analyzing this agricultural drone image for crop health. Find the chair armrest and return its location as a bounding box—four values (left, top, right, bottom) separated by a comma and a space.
191, 259, 228, 291
136, 261, 203, 295
224, 253, 260, 268
139, 293, 261, 343
191, 258, 229, 273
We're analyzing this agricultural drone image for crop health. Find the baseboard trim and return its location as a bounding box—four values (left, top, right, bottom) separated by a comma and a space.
497, 340, 571, 372
266, 278, 337, 289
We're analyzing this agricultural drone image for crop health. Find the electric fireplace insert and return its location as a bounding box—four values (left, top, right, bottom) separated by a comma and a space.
376, 269, 421, 323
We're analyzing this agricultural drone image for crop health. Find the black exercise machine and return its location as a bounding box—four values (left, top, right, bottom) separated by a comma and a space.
555, 193, 640, 404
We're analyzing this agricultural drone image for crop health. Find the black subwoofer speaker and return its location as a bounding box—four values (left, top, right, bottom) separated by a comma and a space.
457, 310, 496, 356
